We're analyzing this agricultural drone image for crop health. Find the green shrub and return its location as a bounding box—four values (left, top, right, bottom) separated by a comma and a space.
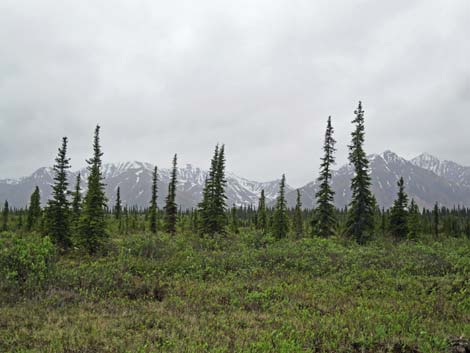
0, 232, 55, 294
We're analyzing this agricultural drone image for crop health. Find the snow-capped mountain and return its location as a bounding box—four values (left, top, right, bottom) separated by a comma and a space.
0, 162, 292, 209
411, 153, 470, 189
284, 151, 470, 209
2, 151, 470, 210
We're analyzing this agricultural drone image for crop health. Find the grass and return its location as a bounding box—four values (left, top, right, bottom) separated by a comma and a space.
0, 231, 469, 352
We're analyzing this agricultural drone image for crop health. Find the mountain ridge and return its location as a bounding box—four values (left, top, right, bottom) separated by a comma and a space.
2, 151, 470, 209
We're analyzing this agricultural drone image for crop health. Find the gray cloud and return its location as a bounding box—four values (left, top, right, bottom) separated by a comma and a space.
0, 0, 469, 187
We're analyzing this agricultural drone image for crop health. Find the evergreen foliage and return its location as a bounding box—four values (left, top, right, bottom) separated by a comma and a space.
229, 205, 239, 234
79, 125, 108, 254
272, 174, 289, 239
114, 187, 122, 220
256, 190, 268, 233
293, 189, 303, 238
315, 116, 337, 237
46, 137, 71, 249
149, 166, 158, 234
71, 174, 82, 228
198, 145, 228, 236
27, 187, 41, 231
164, 154, 178, 234
389, 177, 409, 239
2, 200, 9, 231
346, 101, 375, 244
433, 202, 439, 238
408, 199, 420, 239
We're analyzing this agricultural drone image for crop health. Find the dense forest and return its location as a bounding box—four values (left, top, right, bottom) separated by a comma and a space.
0, 102, 468, 353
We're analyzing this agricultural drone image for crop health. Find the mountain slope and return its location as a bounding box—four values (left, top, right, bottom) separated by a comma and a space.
2, 151, 470, 210
0, 163, 291, 209
285, 151, 470, 209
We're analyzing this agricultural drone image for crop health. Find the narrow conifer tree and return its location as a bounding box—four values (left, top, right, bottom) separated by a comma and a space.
149, 166, 158, 234
293, 189, 303, 238
315, 116, 337, 237
79, 125, 107, 254
433, 202, 439, 238
114, 187, 122, 220
256, 189, 268, 232
389, 177, 409, 239
70, 173, 82, 238
27, 186, 41, 231
213, 145, 227, 234
272, 174, 289, 239
164, 154, 178, 234
346, 101, 375, 244
408, 199, 420, 239
71, 174, 82, 219
198, 145, 218, 235
2, 200, 9, 231
46, 137, 71, 249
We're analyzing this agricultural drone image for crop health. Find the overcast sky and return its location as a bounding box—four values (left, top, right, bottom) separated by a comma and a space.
0, 0, 469, 187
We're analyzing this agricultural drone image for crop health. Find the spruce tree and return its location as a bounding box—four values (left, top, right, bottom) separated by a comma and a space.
315, 116, 337, 237
389, 177, 409, 239
272, 174, 289, 239
114, 187, 122, 220
346, 101, 375, 244
198, 144, 227, 236
256, 189, 268, 232
2, 200, 9, 231
149, 166, 158, 234
213, 144, 227, 234
408, 199, 420, 240
71, 173, 82, 226
164, 154, 178, 234
46, 137, 71, 249
198, 145, 219, 235
433, 202, 439, 238
293, 189, 303, 238
79, 125, 108, 254
27, 186, 41, 231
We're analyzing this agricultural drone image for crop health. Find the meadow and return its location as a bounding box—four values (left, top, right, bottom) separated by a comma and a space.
1, 230, 468, 353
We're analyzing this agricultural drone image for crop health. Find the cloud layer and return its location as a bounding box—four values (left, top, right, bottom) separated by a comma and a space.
0, 0, 469, 187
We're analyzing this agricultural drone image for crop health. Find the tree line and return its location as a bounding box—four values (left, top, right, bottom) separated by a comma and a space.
1, 101, 468, 254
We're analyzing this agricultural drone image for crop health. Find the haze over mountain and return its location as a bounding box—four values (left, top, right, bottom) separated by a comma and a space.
2, 151, 470, 210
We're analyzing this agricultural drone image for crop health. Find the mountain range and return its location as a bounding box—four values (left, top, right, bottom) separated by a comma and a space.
1, 151, 470, 210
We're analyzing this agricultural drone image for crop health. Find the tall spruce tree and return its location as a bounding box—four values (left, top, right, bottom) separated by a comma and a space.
79, 125, 107, 254
256, 189, 268, 232
272, 174, 289, 239
164, 154, 178, 234
198, 145, 218, 235
315, 116, 337, 237
149, 166, 158, 234
213, 144, 227, 234
46, 137, 72, 249
114, 187, 122, 220
293, 189, 303, 238
389, 177, 409, 239
2, 200, 9, 231
346, 101, 375, 244
27, 186, 41, 231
